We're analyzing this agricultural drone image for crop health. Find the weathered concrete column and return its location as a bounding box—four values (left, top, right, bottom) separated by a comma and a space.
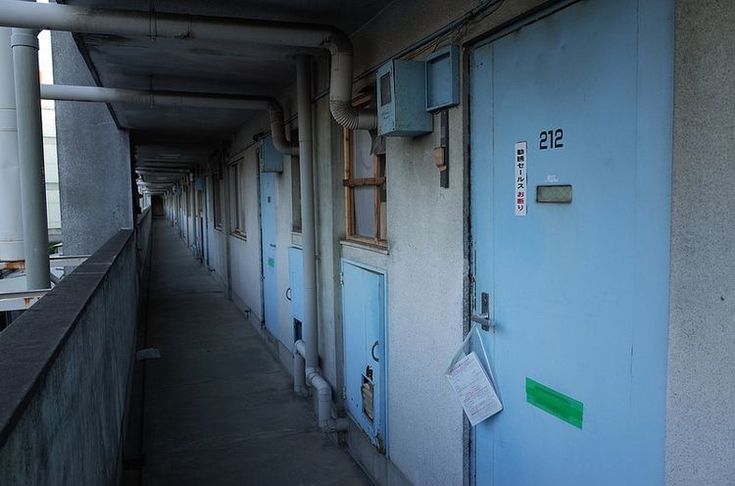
11, 26, 50, 289
0, 27, 24, 262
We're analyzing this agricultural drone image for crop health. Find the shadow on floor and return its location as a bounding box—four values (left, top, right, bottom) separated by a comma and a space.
133, 220, 372, 486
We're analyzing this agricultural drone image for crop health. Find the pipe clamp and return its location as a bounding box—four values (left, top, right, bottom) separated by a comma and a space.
10, 29, 39, 49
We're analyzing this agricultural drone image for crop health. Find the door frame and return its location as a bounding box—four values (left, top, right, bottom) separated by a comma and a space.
256, 151, 267, 330
340, 257, 389, 453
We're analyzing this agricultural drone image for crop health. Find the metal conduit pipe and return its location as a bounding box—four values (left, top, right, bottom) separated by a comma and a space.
0, 27, 23, 262
40, 84, 298, 156
297, 55, 318, 373
267, 101, 299, 156
12, 26, 49, 290
0, 0, 375, 131
295, 57, 347, 433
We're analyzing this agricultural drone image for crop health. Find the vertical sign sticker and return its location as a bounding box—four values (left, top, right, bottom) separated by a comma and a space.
514, 141, 527, 216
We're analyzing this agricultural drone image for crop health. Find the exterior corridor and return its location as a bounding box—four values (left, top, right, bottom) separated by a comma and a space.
140, 219, 371, 485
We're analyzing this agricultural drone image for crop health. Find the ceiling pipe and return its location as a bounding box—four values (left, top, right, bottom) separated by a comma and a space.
40, 84, 298, 156
0, 0, 376, 130
135, 167, 191, 174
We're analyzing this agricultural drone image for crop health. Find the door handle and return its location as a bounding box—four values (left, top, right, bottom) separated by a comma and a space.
371, 340, 379, 362
470, 313, 492, 330
285, 287, 292, 301
471, 291, 493, 331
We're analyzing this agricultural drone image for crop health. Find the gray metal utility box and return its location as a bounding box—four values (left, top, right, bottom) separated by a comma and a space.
376, 59, 432, 137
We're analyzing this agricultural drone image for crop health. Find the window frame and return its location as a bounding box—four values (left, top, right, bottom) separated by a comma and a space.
228, 159, 245, 237
343, 124, 387, 248
291, 155, 302, 233
213, 168, 223, 230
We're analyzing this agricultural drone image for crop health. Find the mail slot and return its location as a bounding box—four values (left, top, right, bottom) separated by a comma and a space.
536, 184, 572, 204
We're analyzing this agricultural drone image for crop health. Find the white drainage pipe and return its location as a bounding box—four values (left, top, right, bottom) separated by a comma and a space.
39, 84, 298, 156
0, 27, 23, 262
294, 340, 348, 432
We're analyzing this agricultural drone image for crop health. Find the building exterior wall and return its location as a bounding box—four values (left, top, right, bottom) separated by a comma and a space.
228, 147, 265, 327
154, 1, 735, 484
314, 96, 345, 388
52, 31, 132, 255
666, 1, 735, 484
160, 3, 558, 485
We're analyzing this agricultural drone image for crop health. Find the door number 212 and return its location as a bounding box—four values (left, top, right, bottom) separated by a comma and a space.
539, 129, 564, 150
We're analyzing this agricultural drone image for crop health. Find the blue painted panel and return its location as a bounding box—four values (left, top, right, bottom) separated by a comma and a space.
260, 153, 278, 336
260, 135, 283, 173
342, 260, 386, 449
425, 45, 460, 112
376, 59, 432, 137
469, 1, 672, 484
288, 246, 304, 323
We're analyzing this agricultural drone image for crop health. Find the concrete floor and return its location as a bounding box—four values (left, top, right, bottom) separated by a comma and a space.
140, 220, 372, 485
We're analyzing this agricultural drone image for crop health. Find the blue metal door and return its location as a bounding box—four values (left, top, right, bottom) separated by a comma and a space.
469, 1, 672, 484
260, 137, 278, 335
342, 260, 386, 450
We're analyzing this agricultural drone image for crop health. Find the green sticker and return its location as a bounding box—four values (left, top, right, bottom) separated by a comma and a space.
268, 257, 275, 268
526, 377, 583, 429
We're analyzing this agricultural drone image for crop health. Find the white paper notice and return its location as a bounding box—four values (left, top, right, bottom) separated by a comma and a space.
446, 351, 502, 426
514, 141, 528, 216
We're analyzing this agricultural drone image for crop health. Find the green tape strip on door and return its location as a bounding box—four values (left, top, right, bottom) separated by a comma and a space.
268, 257, 275, 268
526, 377, 583, 429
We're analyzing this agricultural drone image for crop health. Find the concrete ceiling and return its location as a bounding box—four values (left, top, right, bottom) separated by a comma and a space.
60, 0, 393, 184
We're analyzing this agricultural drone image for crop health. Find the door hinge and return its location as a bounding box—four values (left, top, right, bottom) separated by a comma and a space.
339, 272, 344, 286
340, 386, 347, 400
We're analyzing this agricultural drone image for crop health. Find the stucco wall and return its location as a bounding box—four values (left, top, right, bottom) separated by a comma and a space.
314, 96, 345, 387
52, 32, 133, 255
229, 147, 265, 325
666, 1, 735, 484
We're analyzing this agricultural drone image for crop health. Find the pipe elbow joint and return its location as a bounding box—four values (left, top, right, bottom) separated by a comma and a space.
323, 28, 352, 55
267, 98, 299, 156
306, 368, 330, 394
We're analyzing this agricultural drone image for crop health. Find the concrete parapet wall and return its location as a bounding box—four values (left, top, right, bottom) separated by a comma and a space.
0, 230, 139, 485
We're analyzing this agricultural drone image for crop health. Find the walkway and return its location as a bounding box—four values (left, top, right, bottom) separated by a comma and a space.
140, 219, 371, 485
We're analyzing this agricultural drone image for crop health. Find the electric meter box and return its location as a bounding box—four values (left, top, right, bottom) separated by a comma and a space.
376, 59, 432, 137
259, 135, 283, 173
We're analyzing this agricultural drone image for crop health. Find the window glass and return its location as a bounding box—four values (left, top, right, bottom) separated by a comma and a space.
292, 157, 302, 232
354, 186, 376, 237
213, 173, 223, 228
352, 130, 374, 178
